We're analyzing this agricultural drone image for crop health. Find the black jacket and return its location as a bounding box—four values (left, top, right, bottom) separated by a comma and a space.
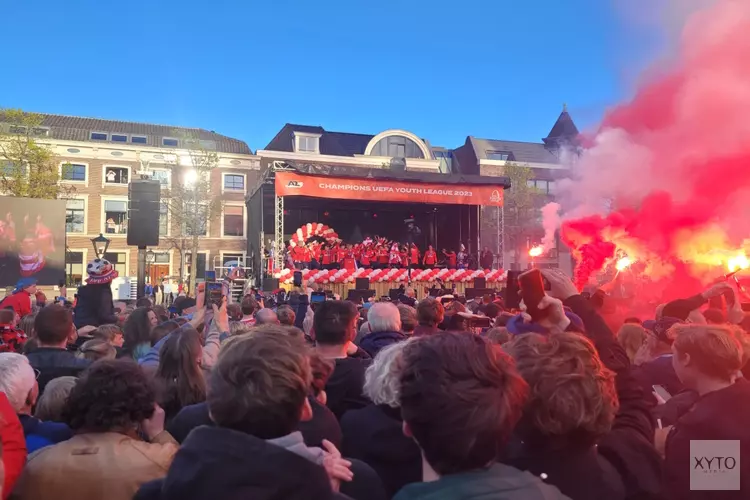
359, 331, 407, 358
326, 357, 371, 421
504, 294, 662, 500
663, 379, 750, 500
25, 347, 91, 393
632, 355, 685, 400
73, 283, 118, 329
341, 404, 421, 498
167, 397, 342, 449
134, 425, 341, 500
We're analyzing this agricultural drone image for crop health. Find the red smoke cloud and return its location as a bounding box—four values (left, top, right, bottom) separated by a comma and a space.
557, 0, 750, 297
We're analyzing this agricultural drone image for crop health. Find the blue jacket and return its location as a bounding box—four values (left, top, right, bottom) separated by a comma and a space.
19, 414, 72, 453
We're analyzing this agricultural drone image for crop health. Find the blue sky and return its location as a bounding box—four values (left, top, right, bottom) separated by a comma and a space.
1, 0, 661, 151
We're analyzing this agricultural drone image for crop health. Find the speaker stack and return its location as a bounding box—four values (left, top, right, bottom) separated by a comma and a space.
127, 179, 161, 247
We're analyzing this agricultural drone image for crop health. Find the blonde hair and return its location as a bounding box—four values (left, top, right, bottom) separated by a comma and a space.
363, 339, 412, 407
617, 324, 647, 364
505, 332, 618, 447
672, 324, 742, 380
34, 376, 78, 421
485, 327, 511, 346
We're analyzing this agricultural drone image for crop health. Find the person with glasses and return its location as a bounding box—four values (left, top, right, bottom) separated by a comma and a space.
0, 353, 72, 453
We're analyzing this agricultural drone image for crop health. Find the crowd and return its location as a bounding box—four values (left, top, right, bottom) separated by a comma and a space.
0, 255, 748, 499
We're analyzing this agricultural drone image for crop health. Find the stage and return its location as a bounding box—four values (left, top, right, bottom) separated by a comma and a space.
246, 162, 511, 287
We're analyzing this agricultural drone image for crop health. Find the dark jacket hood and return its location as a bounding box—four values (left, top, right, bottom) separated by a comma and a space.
73, 283, 117, 328
360, 330, 406, 358
155, 426, 335, 500
394, 463, 570, 500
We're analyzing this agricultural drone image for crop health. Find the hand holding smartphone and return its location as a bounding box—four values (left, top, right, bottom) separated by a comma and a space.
518, 269, 550, 322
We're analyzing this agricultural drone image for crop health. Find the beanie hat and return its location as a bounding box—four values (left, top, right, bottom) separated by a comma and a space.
12, 277, 37, 294
643, 316, 683, 344
85, 258, 119, 285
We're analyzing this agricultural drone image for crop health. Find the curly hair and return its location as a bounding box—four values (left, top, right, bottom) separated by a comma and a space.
62, 360, 156, 432
504, 332, 618, 450
617, 323, 647, 364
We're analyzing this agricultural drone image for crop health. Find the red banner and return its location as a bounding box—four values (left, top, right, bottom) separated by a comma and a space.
275, 171, 504, 206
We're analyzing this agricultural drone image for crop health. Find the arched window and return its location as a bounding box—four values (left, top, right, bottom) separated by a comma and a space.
369, 135, 425, 159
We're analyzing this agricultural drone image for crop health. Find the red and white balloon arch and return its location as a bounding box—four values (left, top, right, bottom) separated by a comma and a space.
274, 267, 507, 285
288, 222, 340, 248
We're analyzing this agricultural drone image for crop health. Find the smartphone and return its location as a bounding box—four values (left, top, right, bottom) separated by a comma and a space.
310, 292, 326, 304
518, 269, 549, 321
652, 384, 672, 402
206, 282, 223, 309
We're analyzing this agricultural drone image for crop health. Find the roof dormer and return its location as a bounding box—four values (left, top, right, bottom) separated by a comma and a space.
294, 131, 322, 154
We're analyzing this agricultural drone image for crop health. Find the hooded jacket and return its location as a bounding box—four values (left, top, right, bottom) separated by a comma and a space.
663, 379, 750, 500
0, 290, 32, 318
73, 282, 118, 328
359, 330, 407, 358
393, 463, 570, 500
135, 426, 339, 500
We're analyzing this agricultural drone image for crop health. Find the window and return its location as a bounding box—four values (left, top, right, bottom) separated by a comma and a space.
162, 137, 179, 147
159, 202, 168, 236
297, 136, 318, 152
1, 161, 26, 176
103, 252, 127, 273
223, 206, 244, 237
65, 199, 85, 233
184, 253, 207, 280
153, 252, 170, 264
152, 169, 170, 186
222, 253, 244, 268
66, 252, 84, 286
104, 167, 129, 185
223, 174, 245, 192
62, 164, 86, 182
370, 136, 425, 159
9, 125, 26, 134
111, 134, 128, 143
526, 180, 555, 194
91, 132, 108, 141
104, 200, 128, 234
486, 151, 510, 161
131, 136, 147, 144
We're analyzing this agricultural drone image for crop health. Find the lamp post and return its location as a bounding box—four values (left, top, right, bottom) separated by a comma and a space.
146, 250, 155, 285
90, 233, 111, 260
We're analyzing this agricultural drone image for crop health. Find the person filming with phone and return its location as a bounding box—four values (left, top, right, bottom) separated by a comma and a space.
500, 268, 662, 500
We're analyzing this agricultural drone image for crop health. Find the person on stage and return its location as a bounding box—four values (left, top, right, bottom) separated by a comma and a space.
321, 243, 332, 270
423, 245, 437, 268
343, 244, 357, 270
457, 244, 468, 269
389, 243, 402, 268
378, 241, 389, 269
442, 248, 457, 268
409, 243, 420, 268
480, 246, 495, 269
336, 243, 347, 270
360, 244, 374, 268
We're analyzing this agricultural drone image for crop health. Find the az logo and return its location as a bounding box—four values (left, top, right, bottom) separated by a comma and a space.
287, 180, 304, 188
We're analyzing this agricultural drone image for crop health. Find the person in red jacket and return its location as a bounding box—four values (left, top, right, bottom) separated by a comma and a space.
0, 391, 27, 498
443, 248, 457, 268
378, 244, 389, 269
410, 244, 420, 267
321, 244, 332, 270
423, 245, 438, 268
360, 246, 373, 267
0, 278, 37, 319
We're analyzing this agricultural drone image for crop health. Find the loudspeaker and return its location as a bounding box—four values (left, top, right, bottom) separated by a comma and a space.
127, 180, 161, 247
474, 277, 486, 289
262, 278, 279, 291
355, 277, 370, 290
293, 271, 303, 287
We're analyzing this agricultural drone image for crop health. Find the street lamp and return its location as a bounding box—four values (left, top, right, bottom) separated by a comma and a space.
90, 233, 111, 259
146, 250, 155, 263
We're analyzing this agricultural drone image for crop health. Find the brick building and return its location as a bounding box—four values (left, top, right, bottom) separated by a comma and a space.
2, 114, 259, 286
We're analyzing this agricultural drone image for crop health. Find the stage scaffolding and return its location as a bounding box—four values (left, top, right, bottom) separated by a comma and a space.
247, 161, 510, 280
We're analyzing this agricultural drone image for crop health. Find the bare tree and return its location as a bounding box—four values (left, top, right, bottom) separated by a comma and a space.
161, 133, 222, 294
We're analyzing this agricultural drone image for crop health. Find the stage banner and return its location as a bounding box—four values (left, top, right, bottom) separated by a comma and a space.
275, 171, 504, 207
